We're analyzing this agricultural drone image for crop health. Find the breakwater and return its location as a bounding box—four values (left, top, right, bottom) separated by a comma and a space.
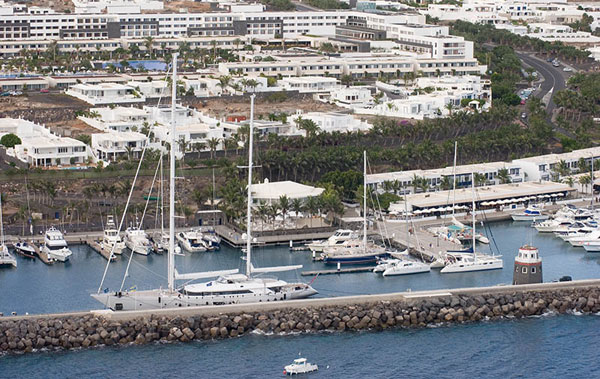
2, 280, 600, 355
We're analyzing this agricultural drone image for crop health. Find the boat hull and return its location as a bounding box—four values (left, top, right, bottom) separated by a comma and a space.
14, 243, 36, 258
440, 260, 503, 273
91, 286, 318, 311
323, 253, 385, 265
382, 264, 430, 276
511, 214, 549, 221
45, 247, 72, 262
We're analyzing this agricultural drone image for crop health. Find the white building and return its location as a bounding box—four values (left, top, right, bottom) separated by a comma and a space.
329, 87, 373, 107
182, 77, 222, 97
292, 111, 371, 134
278, 76, 340, 93
127, 80, 168, 99
513, 147, 600, 182
66, 83, 146, 105
79, 106, 149, 132
91, 131, 147, 162
249, 180, 324, 205
0, 117, 93, 167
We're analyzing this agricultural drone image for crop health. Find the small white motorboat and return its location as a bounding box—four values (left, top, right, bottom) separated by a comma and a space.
14, 241, 37, 258
284, 358, 318, 375
510, 206, 549, 221
373, 258, 400, 273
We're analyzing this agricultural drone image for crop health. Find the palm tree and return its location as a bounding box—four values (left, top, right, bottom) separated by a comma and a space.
562, 176, 575, 188
496, 168, 511, 184
218, 75, 231, 95
192, 188, 206, 209
207, 137, 220, 159
445, 102, 454, 116
291, 198, 304, 226
278, 195, 290, 224
474, 172, 487, 187
305, 196, 319, 227
579, 174, 592, 194
144, 36, 154, 58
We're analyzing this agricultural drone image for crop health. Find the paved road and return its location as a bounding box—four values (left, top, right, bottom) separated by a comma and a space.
516, 52, 566, 115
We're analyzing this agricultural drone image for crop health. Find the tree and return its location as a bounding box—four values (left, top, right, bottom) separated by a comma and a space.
340, 75, 353, 87
192, 188, 206, 209
305, 196, 319, 227
0, 133, 21, 148
278, 195, 290, 224
291, 198, 304, 224
207, 137, 220, 159
218, 75, 231, 95
496, 168, 511, 184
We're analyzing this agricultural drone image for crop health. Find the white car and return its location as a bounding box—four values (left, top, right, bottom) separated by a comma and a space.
563, 67, 573, 72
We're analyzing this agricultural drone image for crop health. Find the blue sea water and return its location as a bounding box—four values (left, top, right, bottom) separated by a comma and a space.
1, 221, 599, 316
1, 221, 600, 376
2, 314, 600, 378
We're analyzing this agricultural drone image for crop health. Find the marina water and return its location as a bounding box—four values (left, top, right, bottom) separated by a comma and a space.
2, 221, 600, 375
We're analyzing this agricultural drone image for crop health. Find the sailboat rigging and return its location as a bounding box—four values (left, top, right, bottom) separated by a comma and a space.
91, 57, 316, 310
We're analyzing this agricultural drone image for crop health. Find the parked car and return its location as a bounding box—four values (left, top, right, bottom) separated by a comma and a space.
552, 62, 560, 67
546, 57, 554, 62
563, 67, 572, 72
39, 88, 49, 93
521, 112, 528, 119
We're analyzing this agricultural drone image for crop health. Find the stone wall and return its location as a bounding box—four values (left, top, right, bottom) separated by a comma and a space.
2, 283, 600, 355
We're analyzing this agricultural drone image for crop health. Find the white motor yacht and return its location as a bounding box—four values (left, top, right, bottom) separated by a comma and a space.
176, 229, 210, 252
568, 230, 600, 247
582, 241, 600, 253
42, 226, 72, 262
124, 227, 151, 255
284, 358, 318, 375
511, 206, 549, 221
533, 218, 574, 233
201, 227, 221, 250
307, 229, 356, 252
14, 241, 37, 258
102, 215, 124, 255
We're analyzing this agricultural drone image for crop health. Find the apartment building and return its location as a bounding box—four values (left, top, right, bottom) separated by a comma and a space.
91, 130, 147, 162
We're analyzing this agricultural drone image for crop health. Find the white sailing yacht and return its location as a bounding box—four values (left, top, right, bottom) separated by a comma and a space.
441, 173, 503, 274
321, 151, 387, 265
378, 185, 430, 276
0, 193, 16, 268
91, 59, 316, 310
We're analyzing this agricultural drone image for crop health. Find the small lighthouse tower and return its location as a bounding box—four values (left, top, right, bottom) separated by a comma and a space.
513, 245, 542, 285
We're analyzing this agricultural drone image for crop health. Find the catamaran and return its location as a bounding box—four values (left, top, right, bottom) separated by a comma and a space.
441, 173, 503, 274
91, 58, 316, 310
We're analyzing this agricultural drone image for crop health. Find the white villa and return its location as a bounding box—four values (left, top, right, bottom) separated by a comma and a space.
66, 83, 146, 105
181, 77, 222, 97
91, 131, 147, 162
277, 76, 340, 93
0, 118, 93, 167
79, 106, 149, 132
292, 111, 371, 134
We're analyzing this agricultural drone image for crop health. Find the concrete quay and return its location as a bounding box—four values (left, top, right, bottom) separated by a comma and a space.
2, 279, 600, 355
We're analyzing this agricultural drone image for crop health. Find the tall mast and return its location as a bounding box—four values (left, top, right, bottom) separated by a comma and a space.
452, 141, 457, 216
592, 155, 595, 211
363, 151, 367, 253
168, 53, 178, 292
160, 154, 164, 236
404, 186, 409, 250
246, 94, 256, 276
471, 172, 476, 260
0, 191, 4, 245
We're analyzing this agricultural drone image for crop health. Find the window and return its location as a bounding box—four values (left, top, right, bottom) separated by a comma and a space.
522, 267, 527, 274
531, 267, 536, 273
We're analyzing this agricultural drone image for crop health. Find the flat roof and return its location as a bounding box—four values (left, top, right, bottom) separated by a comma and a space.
23, 135, 86, 148
514, 147, 600, 164
400, 182, 574, 210
250, 180, 324, 200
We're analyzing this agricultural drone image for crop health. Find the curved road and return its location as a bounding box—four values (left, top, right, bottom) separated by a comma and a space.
516, 52, 566, 115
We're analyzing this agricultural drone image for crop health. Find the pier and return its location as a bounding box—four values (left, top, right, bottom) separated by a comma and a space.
301, 267, 374, 276
2, 279, 600, 357
87, 241, 118, 262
